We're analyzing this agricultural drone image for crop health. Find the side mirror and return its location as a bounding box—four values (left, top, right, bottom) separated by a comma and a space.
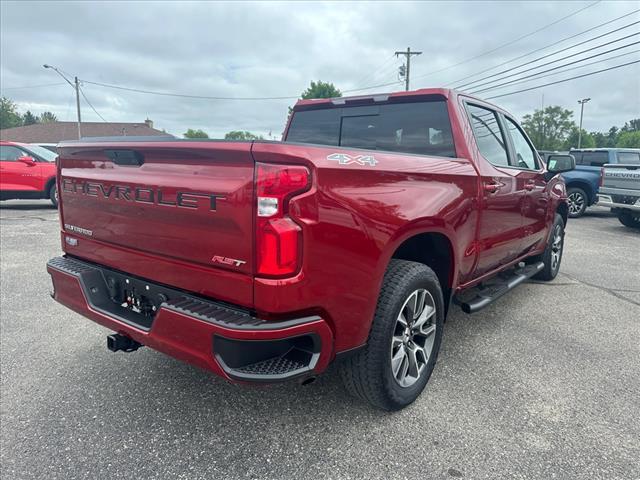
17, 156, 37, 166
547, 154, 575, 174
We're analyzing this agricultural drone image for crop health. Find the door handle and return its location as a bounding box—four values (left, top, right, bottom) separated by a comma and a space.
483, 181, 503, 193
524, 181, 536, 191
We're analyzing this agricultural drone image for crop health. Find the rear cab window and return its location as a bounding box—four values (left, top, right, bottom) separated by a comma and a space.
616, 151, 640, 164
286, 97, 457, 158
577, 151, 609, 166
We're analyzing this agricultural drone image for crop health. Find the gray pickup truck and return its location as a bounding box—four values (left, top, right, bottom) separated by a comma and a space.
597, 163, 640, 229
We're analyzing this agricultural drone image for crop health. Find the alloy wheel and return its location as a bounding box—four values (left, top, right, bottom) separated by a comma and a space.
390, 289, 437, 387
550, 224, 563, 271
568, 192, 584, 216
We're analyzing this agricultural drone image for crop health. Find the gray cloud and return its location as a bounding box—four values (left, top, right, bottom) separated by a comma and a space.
1, 0, 638, 138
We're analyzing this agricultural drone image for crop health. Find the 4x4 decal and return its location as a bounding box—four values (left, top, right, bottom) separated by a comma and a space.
327, 153, 378, 166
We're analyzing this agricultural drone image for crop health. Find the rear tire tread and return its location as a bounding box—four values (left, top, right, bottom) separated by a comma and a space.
532, 213, 565, 281
340, 259, 443, 410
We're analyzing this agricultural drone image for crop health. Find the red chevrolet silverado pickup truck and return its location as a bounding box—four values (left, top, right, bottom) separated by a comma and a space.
47, 88, 575, 410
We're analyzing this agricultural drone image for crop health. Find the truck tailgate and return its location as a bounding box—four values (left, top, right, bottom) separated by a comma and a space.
57, 140, 255, 306
602, 164, 640, 192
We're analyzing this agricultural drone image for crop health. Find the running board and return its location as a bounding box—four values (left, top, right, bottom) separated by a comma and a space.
454, 262, 544, 314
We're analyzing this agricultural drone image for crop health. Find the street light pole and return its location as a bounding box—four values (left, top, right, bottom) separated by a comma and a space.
43, 65, 82, 139
577, 98, 591, 149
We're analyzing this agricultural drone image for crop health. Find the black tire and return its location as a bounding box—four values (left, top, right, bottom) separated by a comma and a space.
48, 183, 58, 208
532, 214, 565, 281
617, 210, 640, 229
567, 187, 587, 218
339, 259, 444, 411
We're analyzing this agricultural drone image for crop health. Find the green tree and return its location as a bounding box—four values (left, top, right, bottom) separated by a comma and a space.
289, 80, 341, 114
39, 111, 58, 123
616, 131, 640, 148
522, 106, 576, 151
605, 126, 619, 147
621, 118, 640, 132
183, 128, 209, 139
22, 111, 39, 126
224, 130, 264, 140
0, 97, 22, 129
590, 131, 607, 147
300, 80, 341, 100
564, 127, 595, 150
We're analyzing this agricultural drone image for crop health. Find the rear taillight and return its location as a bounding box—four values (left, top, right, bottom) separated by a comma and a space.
256, 162, 310, 277
599, 167, 605, 187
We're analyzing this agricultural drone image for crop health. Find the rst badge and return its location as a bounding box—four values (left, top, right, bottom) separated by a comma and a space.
211, 255, 246, 267
327, 153, 378, 166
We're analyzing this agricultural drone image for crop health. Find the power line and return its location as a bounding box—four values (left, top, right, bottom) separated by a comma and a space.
484, 59, 640, 99
343, 80, 403, 93
471, 49, 640, 93
0, 82, 66, 90
445, 8, 640, 87
469, 41, 640, 94
79, 86, 108, 122
456, 22, 640, 90
351, 62, 403, 93
352, 54, 398, 89
460, 32, 639, 93
82, 79, 300, 100
82, 77, 404, 101
411, 0, 602, 81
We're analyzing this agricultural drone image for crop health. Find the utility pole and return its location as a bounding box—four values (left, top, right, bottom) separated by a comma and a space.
395, 47, 422, 91
43, 64, 82, 139
74, 77, 82, 139
577, 98, 591, 149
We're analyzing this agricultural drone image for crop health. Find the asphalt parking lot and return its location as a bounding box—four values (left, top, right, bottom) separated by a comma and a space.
1, 201, 639, 480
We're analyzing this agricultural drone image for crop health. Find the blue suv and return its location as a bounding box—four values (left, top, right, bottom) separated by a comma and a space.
557, 148, 640, 218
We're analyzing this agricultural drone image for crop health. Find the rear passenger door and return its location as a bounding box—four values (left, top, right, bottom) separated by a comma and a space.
465, 103, 525, 277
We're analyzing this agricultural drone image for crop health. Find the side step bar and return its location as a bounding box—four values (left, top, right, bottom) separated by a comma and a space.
455, 262, 544, 314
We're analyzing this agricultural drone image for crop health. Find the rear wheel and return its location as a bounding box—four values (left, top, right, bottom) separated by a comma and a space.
48, 183, 58, 208
339, 260, 444, 411
617, 210, 640, 229
567, 187, 587, 218
532, 214, 565, 281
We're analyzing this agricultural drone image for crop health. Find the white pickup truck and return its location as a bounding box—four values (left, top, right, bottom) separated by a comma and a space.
598, 163, 640, 229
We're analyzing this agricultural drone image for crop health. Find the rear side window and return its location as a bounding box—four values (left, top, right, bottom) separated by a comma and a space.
466, 104, 509, 167
285, 108, 340, 146
617, 152, 640, 164
286, 99, 456, 158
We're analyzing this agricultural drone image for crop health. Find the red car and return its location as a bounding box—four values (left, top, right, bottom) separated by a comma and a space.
47, 88, 575, 410
0, 141, 58, 207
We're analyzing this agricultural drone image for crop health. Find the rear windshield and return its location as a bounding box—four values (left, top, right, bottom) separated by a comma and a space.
286, 99, 456, 158
573, 151, 609, 166
616, 151, 640, 164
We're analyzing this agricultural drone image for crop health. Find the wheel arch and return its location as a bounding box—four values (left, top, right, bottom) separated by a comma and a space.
556, 201, 568, 226
44, 176, 56, 194
565, 180, 596, 205
389, 231, 455, 315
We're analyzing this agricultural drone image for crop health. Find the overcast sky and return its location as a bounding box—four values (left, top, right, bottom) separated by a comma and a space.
1, 1, 638, 138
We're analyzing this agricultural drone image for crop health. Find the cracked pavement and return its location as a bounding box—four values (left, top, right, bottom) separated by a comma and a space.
1, 201, 639, 480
